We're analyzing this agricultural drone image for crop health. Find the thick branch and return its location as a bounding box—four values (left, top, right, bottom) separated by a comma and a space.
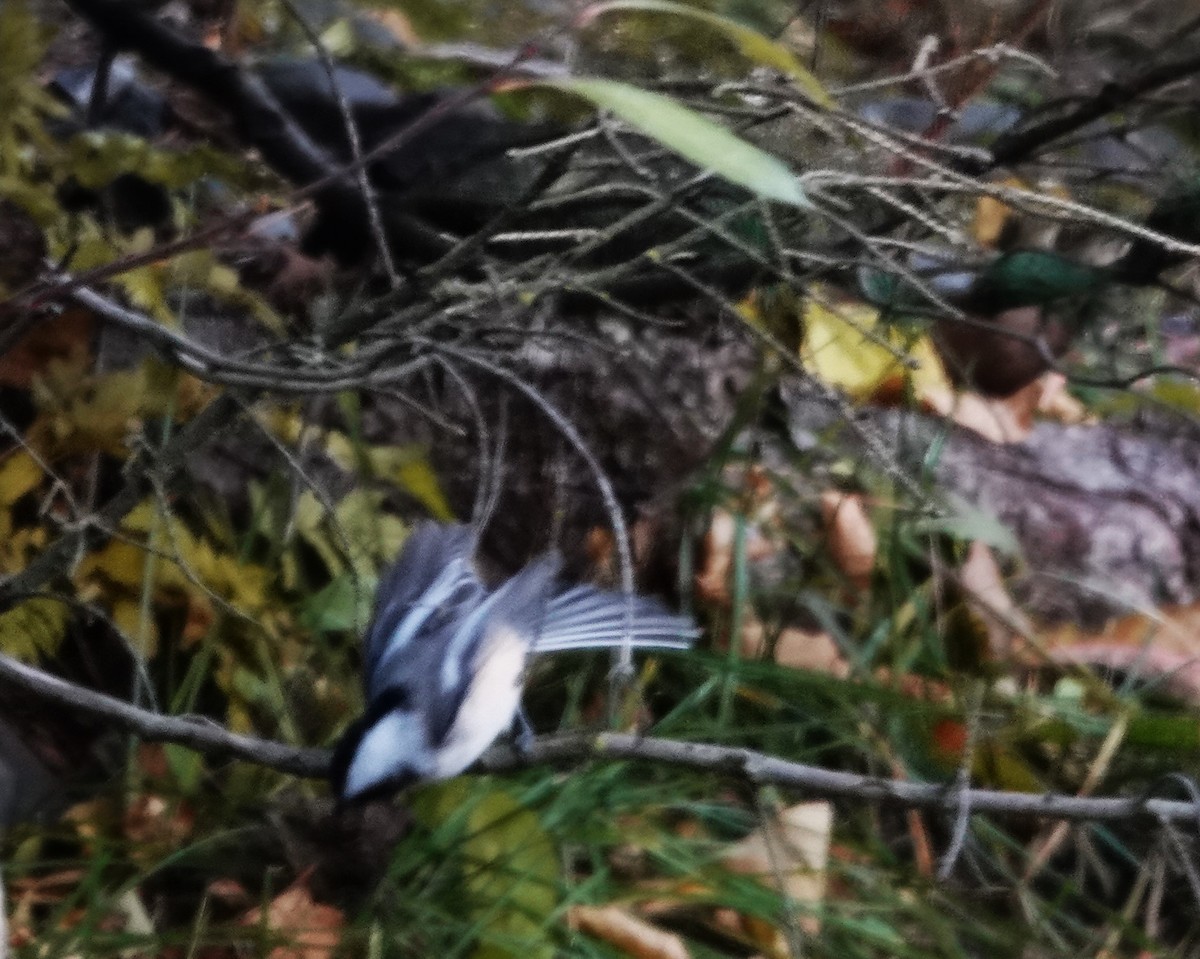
982, 51, 1200, 170
63, 0, 373, 256
3, 651, 1199, 827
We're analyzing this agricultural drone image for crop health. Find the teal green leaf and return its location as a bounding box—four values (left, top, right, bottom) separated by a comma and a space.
912, 497, 1020, 555
542, 77, 807, 207
971, 250, 1108, 312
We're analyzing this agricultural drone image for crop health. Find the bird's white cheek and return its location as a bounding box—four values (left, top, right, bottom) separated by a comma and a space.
433, 628, 528, 780
343, 710, 427, 799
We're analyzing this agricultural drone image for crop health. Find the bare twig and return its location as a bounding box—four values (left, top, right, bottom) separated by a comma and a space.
0, 652, 326, 776
434, 346, 638, 681
277, 0, 401, 286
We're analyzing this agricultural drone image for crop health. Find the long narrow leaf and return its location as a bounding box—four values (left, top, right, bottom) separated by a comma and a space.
539, 77, 808, 207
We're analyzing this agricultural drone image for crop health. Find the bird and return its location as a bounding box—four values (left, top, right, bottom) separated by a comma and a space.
329, 522, 699, 804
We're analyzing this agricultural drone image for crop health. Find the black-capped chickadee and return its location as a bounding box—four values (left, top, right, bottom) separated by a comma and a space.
330, 522, 698, 803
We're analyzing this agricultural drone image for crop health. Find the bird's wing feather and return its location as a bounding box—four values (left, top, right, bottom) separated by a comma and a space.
425, 554, 561, 751
534, 584, 698, 653
363, 522, 483, 693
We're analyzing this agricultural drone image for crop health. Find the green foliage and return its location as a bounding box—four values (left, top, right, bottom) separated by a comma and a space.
544, 77, 808, 207
2, 0, 1199, 954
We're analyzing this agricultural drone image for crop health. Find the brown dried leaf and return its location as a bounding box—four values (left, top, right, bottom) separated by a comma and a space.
569, 905, 690, 959
923, 385, 1032, 443
1041, 603, 1200, 703
0, 309, 91, 389
695, 508, 779, 606
820, 491, 875, 589
240, 878, 344, 959
740, 619, 849, 677
123, 793, 195, 853
722, 802, 832, 911
958, 541, 1030, 659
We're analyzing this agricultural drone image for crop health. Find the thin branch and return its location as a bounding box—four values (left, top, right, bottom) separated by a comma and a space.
434, 346, 638, 680
0, 652, 326, 776
278, 0, 401, 286
4, 648, 1200, 827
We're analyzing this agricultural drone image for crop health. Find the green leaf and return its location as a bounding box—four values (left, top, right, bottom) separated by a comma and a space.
580, 0, 833, 108
540, 77, 807, 207
334, 488, 410, 575
912, 497, 1020, 556
416, 779, 559, 959
299, 570, 375, 634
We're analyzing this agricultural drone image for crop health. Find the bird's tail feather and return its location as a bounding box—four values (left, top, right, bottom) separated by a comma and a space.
535, 584, 698, 653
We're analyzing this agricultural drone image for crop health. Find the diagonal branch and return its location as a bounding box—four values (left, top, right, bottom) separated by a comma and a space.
0, 652, 327, 776
982, 50, 1200, 170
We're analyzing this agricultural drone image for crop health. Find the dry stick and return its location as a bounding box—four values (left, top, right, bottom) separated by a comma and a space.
277, 0, 401, 287
0, 653, 326, 776
435, 346, 638, 680
2, 649, 1200, 827
984, 49, 1200, 171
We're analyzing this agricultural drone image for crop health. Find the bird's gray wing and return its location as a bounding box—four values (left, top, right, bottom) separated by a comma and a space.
364, 522, 484, 696
423, 554, 561, 750
534, 584, 698, 653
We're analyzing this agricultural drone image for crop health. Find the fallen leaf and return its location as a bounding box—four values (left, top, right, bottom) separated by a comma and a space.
569, 904, 690, 959
123, 793, 195, 853
723, 802, 833, 936
240, 878, 344, 959
801, 292, 949, 402
1040, 602, 1200, 703
958, 541, 1030, 659
695, 508, 778, 606
0, 310, 91, 388
740, 618, 849, 677
0, 450, 43, 506
207, 878, 253, 909
820, 491, 875, 590
923, 385, 1031, 443
923, 371, 1087, 443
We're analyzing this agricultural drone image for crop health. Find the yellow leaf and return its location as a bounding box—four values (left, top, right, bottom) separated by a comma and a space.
293, 489, 346, 577
0, 450, 41, 506
972, 175, 1027, 247
801, 292, 948, 400
0, 525, 46, 575
0, 597, 69, 660
77, 500, 273, 658
368, 445, 453, 520
112, 597, 158, 655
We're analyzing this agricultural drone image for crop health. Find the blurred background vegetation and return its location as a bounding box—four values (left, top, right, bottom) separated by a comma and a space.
4, 0, 1200, 955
